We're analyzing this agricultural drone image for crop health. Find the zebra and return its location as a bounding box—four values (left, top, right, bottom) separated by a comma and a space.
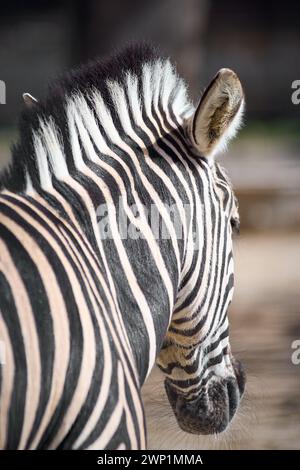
0, 43, 246, 449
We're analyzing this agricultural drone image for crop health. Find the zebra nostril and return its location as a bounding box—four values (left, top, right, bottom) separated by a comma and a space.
233, 359, 246, 397
226, 379, 239, 420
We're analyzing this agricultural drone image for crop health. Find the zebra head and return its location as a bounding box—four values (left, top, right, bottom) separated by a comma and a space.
156, 68, 246, 435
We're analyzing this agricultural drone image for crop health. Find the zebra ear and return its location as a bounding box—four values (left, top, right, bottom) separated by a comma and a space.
189, 68, 244, 161
23, 93, 39, 109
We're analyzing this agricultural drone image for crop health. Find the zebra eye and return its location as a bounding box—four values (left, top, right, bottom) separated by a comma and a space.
230, 216, 240, 235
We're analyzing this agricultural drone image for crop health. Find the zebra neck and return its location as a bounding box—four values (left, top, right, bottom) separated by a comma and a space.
1, 55, 195, 383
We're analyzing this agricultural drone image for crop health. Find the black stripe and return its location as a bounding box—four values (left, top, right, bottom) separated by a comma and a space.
0, 264, 27, 449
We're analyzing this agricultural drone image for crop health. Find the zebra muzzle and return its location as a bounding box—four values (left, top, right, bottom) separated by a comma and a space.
164, 360, 246, 435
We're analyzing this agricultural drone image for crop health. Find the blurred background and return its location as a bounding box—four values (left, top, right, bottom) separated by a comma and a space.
0, 0, 299, 450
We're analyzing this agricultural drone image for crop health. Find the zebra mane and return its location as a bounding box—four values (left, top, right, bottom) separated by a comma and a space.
2, 43, 193, 193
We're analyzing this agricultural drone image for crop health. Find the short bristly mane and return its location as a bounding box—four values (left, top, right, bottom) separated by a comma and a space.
1, 43, 193, 193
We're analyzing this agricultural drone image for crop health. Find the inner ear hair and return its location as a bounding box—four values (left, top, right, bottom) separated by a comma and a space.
191, 68, 244, 159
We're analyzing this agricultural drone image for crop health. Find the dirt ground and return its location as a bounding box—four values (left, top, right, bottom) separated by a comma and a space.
142, 232, 300, 450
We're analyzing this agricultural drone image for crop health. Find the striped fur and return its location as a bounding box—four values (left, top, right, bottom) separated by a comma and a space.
0, 44, 244, 449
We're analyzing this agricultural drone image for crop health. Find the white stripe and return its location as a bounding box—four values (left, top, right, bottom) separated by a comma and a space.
87, 362, 125, 450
